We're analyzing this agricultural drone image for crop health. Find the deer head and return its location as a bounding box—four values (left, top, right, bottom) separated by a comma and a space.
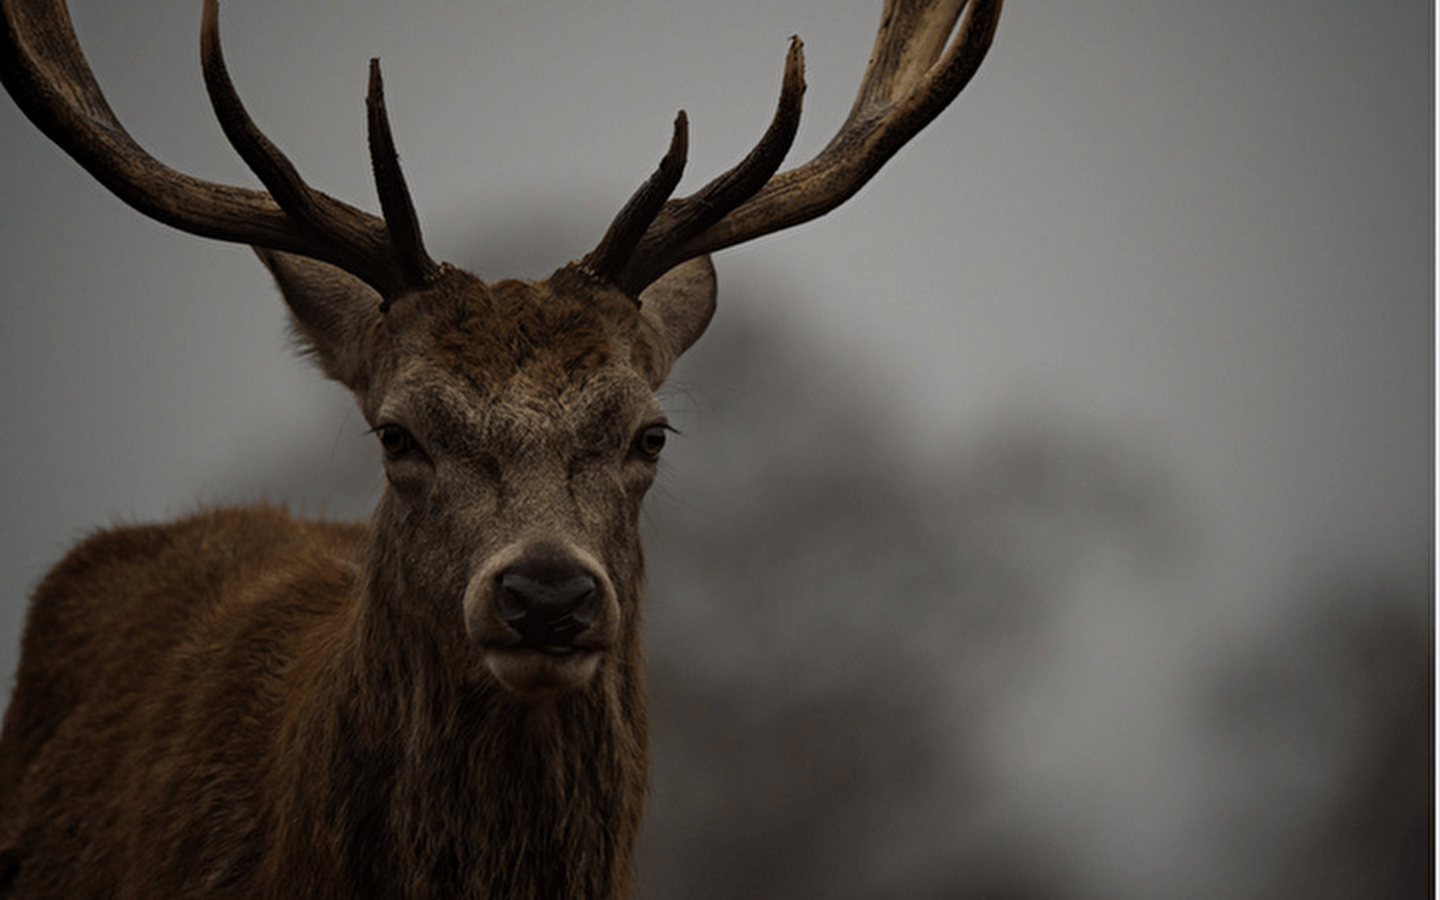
0, 0, 1001, 698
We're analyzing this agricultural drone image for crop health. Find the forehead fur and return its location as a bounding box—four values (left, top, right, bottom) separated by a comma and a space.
374, 269, 656, 402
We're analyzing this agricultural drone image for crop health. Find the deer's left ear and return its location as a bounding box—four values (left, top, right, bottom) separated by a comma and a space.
254, 248, 381, 391
634, 255, 717, 384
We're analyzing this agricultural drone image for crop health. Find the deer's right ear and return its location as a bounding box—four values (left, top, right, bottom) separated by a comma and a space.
254, 248, 380, 389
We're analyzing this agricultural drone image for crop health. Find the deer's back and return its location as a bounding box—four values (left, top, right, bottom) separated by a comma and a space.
0, 504, 365, 896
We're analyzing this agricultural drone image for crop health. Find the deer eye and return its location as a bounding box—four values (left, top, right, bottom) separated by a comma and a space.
374, 424, 419, 459
633, 424, 670, 461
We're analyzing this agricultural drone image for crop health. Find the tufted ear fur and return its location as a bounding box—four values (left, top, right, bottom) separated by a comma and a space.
634, 255, 717, 385
254, 248, 381, 390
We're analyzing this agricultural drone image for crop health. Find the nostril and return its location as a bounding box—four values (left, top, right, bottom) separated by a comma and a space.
497, 572, 597, 619
495, 568, 601, 647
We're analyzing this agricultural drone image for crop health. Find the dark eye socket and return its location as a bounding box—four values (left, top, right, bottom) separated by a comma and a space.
633, 424, 671, 461
374, 424, 419, 459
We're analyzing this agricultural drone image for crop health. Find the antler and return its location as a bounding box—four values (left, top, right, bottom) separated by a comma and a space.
582, 0, 1002, 297
0, 0, 436, 301
2, 0, 998, 305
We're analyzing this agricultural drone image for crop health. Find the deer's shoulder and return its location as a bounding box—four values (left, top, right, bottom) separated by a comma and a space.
19, 505, 366, 689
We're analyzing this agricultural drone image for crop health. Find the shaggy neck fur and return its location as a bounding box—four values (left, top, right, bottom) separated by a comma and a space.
258, 525, 650, 900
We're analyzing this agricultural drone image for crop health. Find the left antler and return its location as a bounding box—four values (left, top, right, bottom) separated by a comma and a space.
579, 0, 1002, 298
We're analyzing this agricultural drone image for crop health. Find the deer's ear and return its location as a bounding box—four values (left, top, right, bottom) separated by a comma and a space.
635, 255, 717, 384
254, 248, 380, 389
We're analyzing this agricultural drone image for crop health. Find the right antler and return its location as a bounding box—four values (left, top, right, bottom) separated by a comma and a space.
0, 0, 437, 300
578, 0, 1003, 297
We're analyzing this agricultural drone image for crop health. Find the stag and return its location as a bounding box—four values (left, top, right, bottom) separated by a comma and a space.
0, 0, 1001, 897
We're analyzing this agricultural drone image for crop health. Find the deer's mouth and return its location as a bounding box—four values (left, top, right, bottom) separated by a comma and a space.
482, 644, 604, 694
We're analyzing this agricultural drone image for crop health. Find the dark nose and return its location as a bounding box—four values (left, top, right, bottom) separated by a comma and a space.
495, 559, 601, 651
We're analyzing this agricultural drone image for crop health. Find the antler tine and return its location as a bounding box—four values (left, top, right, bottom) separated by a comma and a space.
605, 38, 806, 297
596, 0, 1001, 295
194, 0, 437, 300
367, 59, 440, 305
198, 0, 397, 294
577, 111, 689, 292
0, 0, 431, 301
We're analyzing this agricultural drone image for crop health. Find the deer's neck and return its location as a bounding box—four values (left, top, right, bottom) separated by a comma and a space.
292, 571, 649, 900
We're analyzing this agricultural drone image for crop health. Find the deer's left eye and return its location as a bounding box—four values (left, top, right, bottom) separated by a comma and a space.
633, 424, 670, 461
375, 424, 420, 459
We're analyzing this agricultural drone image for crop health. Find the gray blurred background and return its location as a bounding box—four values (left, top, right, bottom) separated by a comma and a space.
0, 1, 1431, 898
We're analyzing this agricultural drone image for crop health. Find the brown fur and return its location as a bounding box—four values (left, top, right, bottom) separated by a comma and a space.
0, 257, 716, 899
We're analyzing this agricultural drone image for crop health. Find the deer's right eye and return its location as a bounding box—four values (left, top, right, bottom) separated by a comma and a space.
632, 423, 671, 461
375, 424, 419, 459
